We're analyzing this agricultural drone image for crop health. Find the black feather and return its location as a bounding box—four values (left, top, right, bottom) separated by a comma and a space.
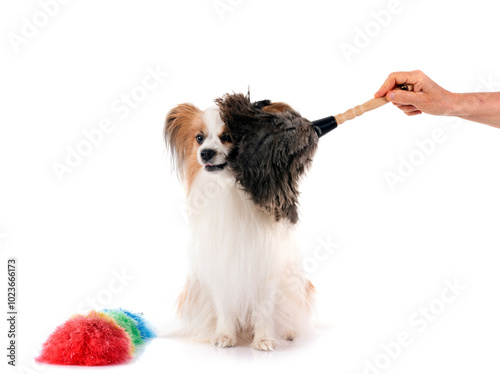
215, 93, 318, 224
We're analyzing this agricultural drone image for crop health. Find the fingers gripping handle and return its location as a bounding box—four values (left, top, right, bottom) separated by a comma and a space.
334, 84, 414, 125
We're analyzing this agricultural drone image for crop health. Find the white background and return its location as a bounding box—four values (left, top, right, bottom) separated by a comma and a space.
1, 0, 500, 373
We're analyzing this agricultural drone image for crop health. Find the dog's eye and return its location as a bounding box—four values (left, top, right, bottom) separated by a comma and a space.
195, 134, 204, 144
220, 134, 232, 143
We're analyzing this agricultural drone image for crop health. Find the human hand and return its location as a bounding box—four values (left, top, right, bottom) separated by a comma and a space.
374, 70, 456, 116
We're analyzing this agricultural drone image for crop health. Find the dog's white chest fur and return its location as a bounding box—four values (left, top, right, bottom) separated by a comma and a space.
188, 171, 294, 297
177, 170, 313, 350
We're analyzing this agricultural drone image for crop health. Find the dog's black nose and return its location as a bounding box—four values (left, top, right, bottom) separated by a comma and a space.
200, 149, 216, 162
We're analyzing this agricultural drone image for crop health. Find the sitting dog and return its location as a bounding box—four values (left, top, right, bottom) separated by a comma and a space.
164, 93, 318, 351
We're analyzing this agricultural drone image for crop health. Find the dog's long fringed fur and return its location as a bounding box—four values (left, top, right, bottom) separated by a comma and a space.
215, 93, 319, 224
165, 95, 317, 351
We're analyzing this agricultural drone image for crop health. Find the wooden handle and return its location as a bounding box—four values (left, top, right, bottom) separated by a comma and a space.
334, 84, 414, 125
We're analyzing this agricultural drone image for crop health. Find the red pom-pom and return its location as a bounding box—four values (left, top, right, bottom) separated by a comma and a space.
36, 311, 133, 366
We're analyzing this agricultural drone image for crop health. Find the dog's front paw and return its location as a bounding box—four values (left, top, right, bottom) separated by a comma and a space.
213, 334, 236, 348
252, 337, 277, 351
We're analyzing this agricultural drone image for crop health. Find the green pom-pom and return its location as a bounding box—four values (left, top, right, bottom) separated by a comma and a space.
103, 309, 143, 347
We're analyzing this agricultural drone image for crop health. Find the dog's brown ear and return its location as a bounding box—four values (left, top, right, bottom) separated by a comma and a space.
164, 103, 203, 176
262, 102, 293, 114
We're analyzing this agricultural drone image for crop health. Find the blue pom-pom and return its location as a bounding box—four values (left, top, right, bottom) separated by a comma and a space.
104, 308, 156, 339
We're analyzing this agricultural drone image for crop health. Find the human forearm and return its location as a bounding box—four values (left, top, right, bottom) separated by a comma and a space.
450, 92, 500, 128
375, 71, 500, 128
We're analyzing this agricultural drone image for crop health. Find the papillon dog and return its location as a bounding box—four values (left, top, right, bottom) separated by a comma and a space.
164, 102, 314, 351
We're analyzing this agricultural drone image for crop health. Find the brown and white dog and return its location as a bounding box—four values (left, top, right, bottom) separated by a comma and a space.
164, 96, 316, 351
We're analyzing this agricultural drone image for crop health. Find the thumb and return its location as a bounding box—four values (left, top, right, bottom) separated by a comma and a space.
387, 90, 419, 105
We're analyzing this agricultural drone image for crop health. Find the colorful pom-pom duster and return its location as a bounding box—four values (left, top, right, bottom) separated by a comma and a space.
36, 309, 155, 366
